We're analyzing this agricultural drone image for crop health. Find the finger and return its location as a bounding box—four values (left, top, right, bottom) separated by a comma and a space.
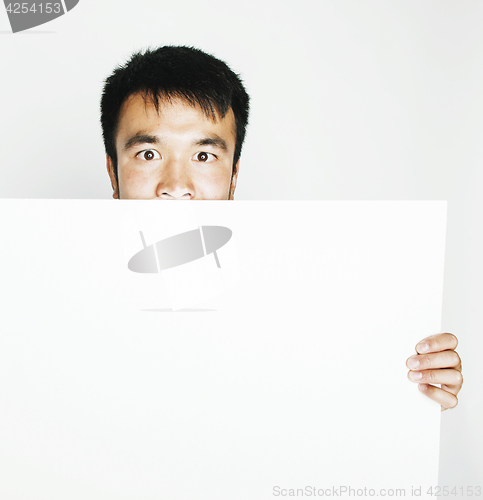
416, 333, 458, 354
418, 383, 458, 410
441, 372, 463, 396
440, 382, 463, 411
406, 350, 461, 371
407, 368, 463, 389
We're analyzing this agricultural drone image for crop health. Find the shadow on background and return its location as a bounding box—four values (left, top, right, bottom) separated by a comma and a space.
142, 308, 216, 313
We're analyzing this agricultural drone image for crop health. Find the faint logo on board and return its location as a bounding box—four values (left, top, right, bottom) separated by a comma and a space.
3, 0, 79, 33
128, 226, 233, 273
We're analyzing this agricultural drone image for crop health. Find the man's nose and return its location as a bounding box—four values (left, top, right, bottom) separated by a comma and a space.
155, 160, 194, 200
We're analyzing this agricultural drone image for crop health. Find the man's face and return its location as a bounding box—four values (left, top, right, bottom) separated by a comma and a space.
107, 93, 239, 200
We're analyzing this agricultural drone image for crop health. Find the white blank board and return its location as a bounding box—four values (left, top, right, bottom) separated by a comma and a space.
0, 200, 446, 499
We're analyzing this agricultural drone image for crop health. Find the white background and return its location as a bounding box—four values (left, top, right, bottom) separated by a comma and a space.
0, 0, 482, 487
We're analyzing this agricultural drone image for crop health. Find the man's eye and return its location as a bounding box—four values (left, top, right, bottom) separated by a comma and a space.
137, 150, 160, 161
193, 152, 216, 162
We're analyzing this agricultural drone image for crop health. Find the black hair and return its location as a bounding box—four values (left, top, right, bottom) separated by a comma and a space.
100, 45, 250, 185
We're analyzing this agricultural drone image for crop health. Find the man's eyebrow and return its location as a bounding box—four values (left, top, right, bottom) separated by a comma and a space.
193, 137, 228, 151
123, 133, 161, 151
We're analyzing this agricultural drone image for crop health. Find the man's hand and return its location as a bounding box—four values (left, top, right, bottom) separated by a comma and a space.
406, 333, 463, 411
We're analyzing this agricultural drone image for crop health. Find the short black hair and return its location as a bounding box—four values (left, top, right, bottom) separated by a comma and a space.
100, 45, 250, 185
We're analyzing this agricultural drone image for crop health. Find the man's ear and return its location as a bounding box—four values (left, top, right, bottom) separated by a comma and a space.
106, 156, 119, 199
229, 160, 240, 200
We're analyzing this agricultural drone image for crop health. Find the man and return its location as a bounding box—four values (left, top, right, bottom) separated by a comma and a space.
101, 45, 463, 410
101, 45, 247, 201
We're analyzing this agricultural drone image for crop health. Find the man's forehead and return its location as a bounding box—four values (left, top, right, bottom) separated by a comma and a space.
117, 92, 236, 142
121, 91, 230, 124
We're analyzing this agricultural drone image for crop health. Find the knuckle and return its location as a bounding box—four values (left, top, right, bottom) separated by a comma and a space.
448, 332, 458, 348
456, 371, 464, 386
452, 351, 462, 367
447, 395, 458, 409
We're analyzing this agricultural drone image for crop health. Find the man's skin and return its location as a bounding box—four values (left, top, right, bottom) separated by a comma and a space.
407, 333, 462, 411
107, 93, 239, 201
107, 92, 463, 411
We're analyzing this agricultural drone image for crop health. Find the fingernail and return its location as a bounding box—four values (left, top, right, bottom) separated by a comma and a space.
418, 383, 428, 391
408, 357, 420, 369
410, 371, 422, 381
418, 342, 429, 353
